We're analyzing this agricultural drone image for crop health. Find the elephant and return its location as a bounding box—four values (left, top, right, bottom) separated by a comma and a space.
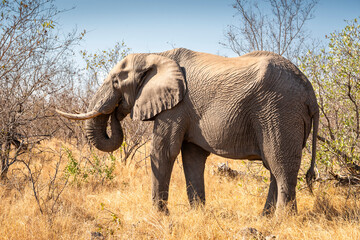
57, 48, 319, 215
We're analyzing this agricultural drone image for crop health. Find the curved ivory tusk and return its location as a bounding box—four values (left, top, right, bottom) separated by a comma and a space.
55, 109, 102, 120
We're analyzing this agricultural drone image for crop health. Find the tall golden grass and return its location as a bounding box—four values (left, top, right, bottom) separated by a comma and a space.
0, 139, 359, 239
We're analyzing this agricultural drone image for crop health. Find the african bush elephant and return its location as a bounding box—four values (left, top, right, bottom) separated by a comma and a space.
57, 48, 319, 215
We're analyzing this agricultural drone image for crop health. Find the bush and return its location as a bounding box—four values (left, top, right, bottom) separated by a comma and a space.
0, 0, 84, 180
300, 18, 360, 181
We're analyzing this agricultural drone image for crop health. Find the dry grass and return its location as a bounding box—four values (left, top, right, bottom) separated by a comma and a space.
0, 139, 359, 240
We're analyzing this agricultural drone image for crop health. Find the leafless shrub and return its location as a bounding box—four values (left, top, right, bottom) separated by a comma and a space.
0, 0, 83, 180
119, 117, 152, 165
19, 147, 69, 214
221, 0, 318, 62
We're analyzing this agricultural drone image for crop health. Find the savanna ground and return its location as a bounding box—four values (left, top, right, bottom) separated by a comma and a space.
0, 139, 359, 240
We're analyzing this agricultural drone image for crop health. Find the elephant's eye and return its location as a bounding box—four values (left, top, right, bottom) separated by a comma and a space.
117, 71, 128, 81
112, 78, 119, 88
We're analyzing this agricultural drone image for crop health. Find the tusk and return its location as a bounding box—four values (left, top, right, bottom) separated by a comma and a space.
56, 109, 102, 120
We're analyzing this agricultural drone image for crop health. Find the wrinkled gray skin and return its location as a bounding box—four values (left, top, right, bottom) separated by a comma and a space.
58, 48, 319, 216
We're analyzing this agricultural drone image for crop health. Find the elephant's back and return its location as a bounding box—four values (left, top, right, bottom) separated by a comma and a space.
182, 51, 317, 158
184, 50, 316, 116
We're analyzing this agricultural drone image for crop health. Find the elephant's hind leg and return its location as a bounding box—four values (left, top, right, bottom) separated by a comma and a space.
260, 118, 304, 215
269, 149, 302, 215
181, 141, 210, 207
262, 172, 278, 216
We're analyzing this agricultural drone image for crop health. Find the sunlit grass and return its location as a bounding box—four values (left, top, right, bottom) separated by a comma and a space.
0, 139, 359, 239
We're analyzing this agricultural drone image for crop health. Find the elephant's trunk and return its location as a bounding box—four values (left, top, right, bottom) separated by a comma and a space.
85, 113, 123, 152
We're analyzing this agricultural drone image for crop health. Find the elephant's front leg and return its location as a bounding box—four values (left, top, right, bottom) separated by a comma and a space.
150, 119, 185, 214
151, 150, 176, 214
181, 141, 209, 207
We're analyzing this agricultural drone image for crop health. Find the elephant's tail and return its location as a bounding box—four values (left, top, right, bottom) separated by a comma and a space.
306, 110, 319, 194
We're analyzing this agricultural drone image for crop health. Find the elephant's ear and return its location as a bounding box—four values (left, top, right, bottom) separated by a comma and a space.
131, 54, 186, 121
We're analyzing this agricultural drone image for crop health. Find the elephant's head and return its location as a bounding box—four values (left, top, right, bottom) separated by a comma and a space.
57, 53, 186, 152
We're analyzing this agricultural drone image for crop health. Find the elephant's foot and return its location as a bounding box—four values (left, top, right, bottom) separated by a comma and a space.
274, 187, 298, 217
154, 200, 170, 215
189, 196, 206, 210
261, 205, 275, 217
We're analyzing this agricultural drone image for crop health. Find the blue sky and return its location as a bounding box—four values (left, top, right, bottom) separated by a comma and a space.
55, 0, 360, 58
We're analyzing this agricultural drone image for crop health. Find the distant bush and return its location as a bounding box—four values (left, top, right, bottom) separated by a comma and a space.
300, 18, 360, 182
